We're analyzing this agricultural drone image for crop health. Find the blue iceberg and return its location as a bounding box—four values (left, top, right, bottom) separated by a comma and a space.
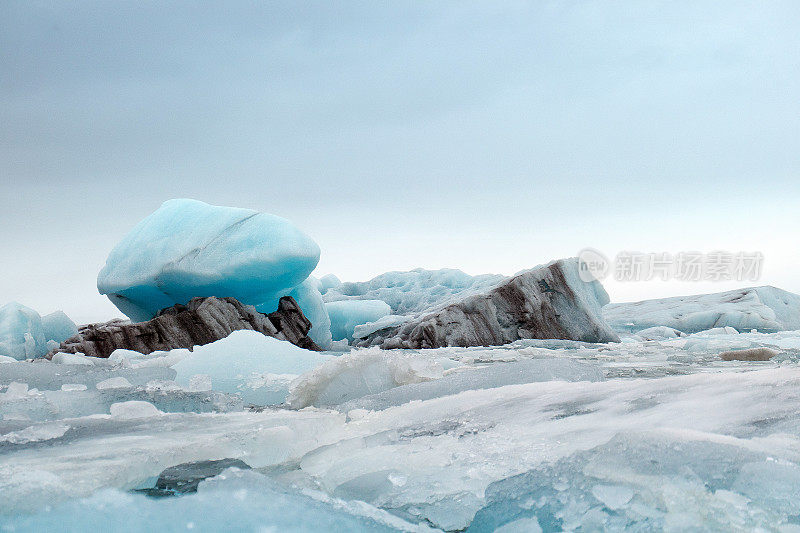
97, 199, 321, 323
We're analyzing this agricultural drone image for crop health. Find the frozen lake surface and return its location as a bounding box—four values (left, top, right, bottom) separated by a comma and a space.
3, 328, 800, 531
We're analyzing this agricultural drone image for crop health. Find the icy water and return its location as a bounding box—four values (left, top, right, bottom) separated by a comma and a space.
3, 330, 800, 532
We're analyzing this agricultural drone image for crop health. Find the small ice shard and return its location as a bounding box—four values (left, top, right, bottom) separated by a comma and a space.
51, 352, 95, 365
719, 347, 778, 361
0, 423, 70, 445
109, 401, 161, 419
60, 384, 88, 392
635, 326, 685, 340
96, 377, 133, 390
97, 198, 320, 322
591, 484, 634, 510
3, 382, 30, 399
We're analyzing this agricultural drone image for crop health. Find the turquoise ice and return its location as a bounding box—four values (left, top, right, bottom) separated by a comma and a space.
0, 303, 77, 360
97, 199, 320, 323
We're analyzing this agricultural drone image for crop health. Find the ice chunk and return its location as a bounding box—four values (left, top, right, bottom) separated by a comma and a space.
682, 332, 755, 353
109, 401, 161, 419
1, 385, 241, 423
61, 383, 88, 392
326, 300, 392, 342
467, 430, 799, 532
1, 470, 410, 532
0, 304, 77, 361
95, 377, 133, 390
635, 325, 685, 340
107, 348, 153, 365
0, 358, 174, 392
352, 314, 412, 340
2, 382, 31, 400
0, 423, 70, 445
0, 302, 47, 360
287, 348, 444, 408
323, 268, 506, 314
697, 326, 740, 335
41, 311, 78, 345
591, 484, 634, 510
97, 199, 320, 322
319, 274, 342, 293
732, 460, 800, 515
171, 330, 331, 405
51, 352, 96, 365
338, 358, 605, 412
603, 286, 800, 334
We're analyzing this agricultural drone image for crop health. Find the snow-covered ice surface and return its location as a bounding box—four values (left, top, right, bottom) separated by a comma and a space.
603, 285, 800, 334
4, 328, 800, 531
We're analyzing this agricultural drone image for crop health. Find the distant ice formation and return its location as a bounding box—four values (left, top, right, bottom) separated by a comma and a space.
356, 258, 618, 349
321, 268, 505, 315
326, 300, 392, 342
0, 302, 77, 360
603, 286, 800, 333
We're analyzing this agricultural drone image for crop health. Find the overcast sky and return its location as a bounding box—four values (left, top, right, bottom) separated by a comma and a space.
2, 1, 799, 323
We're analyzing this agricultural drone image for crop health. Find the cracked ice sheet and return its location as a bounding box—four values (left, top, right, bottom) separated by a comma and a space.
6, 365, 800, 530
0, 409, 346, 514
3, 330, 800, 531
289, 366, 800, 530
